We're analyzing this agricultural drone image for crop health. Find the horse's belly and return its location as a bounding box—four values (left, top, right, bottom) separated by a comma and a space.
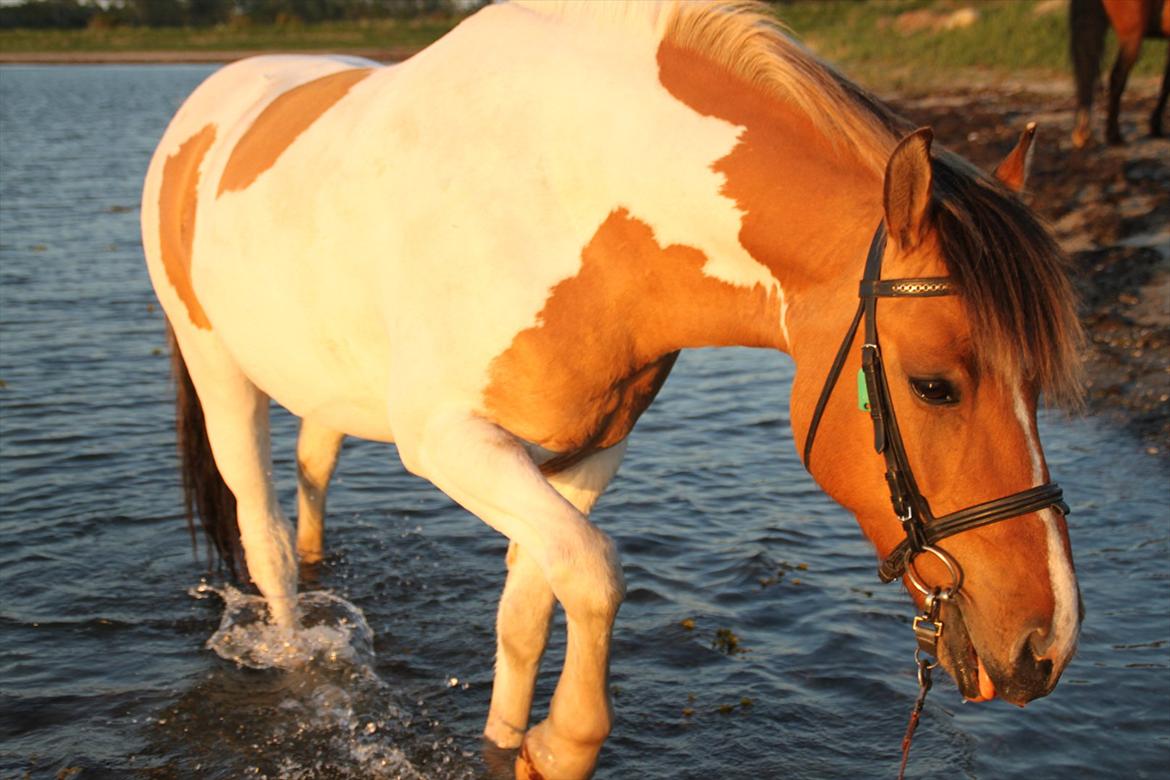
199, 258, 397, 442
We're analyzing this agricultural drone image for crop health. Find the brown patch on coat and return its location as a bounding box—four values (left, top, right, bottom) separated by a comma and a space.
484, 209, 782, 458
217, 68, 373, 196
159, 123, 217, 330
657, 40, 884, 295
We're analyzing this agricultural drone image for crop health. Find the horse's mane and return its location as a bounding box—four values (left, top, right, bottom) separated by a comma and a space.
511, 0, 1084, 405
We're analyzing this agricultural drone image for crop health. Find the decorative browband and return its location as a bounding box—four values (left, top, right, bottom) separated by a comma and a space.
860, 278, 956, 298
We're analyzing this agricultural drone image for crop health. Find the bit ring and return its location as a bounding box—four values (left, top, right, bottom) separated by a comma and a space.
905, 545, 963, 596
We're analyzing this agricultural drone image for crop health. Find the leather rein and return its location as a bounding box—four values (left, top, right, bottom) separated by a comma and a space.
801, 223, 1070, 778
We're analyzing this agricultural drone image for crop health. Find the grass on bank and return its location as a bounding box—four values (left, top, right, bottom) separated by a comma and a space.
0, 0, 1165, 91
774, 0, 1165, 90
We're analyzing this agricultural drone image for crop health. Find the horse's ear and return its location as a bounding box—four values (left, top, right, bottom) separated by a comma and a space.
883, 127, 934, 252
994, 122, 1037, 193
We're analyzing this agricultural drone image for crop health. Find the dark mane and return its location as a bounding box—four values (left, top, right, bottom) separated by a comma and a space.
931, 155, 1084, 407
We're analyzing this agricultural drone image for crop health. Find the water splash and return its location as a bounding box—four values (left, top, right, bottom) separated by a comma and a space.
190, 583, 374, 670
182, 583, 476, 778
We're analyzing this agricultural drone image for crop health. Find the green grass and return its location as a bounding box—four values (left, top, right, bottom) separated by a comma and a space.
776, 0, 1165, 91
0, 0, 1165, 90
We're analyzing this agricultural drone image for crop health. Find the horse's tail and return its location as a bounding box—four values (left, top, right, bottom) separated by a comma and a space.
1070, 0, 1107, 110
168, 323, 242, 577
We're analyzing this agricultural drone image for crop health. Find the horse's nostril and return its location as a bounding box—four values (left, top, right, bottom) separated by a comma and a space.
1020, 635, 1056, 685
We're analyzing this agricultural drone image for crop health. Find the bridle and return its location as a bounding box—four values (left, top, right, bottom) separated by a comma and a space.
801, 222, 1070, 777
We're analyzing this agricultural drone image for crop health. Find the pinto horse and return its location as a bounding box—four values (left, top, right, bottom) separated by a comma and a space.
143, 2, 1084, 777
1071, 0, 1170, 146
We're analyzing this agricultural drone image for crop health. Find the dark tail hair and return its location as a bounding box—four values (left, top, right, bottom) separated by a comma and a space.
1070, 0, 1108, 110
169, 323, 242, 577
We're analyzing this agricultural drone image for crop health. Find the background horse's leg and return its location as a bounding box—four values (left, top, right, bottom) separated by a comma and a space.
1070, 0, 1107, 148
408, 410, 624, 780
295, 418, 345, 564
1106, 36, 1144, 144
1151, 46, 1170, 137
485, 444, 626, 752
175, 331, 298, 627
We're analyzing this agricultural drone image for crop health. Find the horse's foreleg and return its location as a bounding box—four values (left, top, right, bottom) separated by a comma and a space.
1151, 46, 1170, 137
295, 418, 345, 564
408, 411, 625, 780
178, 335, 298, 627
485, 541, 555, 750
1106, 39, 1143, 145
485, 444, 627, 753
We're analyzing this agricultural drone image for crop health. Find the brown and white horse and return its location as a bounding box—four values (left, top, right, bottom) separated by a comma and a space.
142, 2, 1084, 777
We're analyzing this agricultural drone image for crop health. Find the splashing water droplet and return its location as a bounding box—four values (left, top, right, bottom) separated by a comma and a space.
191, 584, 374, 671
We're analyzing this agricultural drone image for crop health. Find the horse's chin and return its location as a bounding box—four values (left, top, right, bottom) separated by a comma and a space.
938, 601, 998, 703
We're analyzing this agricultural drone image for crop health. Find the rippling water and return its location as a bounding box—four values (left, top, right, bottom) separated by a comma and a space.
1, 65, 1167, 780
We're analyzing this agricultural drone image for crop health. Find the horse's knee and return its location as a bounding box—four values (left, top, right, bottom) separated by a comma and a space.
545, 530, 625, 624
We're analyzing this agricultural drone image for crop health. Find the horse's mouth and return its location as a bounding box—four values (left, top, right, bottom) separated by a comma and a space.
939, 601, 997, 702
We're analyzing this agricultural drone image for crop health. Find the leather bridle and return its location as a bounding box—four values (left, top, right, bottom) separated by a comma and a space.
803, 222, 1069, 591
802, 222, 1071, 777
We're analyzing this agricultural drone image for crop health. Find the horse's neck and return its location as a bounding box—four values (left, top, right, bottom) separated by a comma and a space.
428, 7, 884, 360
588, 40, 887, 359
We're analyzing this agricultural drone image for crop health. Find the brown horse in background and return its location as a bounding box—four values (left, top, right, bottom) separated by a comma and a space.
1071, 0, 1170, 146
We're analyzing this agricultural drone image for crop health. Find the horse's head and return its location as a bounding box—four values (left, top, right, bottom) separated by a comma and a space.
793, 126, 1083, 705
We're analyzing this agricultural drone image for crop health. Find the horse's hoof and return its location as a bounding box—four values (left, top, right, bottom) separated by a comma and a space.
516, 740, 554, 780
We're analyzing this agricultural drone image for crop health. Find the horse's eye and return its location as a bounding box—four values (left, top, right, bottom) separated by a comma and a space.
910, 378, 959, 405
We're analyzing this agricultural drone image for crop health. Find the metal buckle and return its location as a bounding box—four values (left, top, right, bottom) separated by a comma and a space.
912, 590, 945, 659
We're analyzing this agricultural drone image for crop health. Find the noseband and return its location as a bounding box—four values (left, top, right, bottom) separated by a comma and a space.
803, 222, 1068, 589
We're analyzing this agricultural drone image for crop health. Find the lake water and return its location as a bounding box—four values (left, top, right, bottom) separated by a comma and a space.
1, 65, 1167, 780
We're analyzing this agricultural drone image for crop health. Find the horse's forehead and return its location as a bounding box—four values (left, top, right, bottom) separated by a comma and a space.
159, 123, 218, 330
217, 68, 374, 196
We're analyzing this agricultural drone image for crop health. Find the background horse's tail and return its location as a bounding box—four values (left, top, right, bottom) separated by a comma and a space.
168, 323, 242, 577
1070, 0, 1108, 109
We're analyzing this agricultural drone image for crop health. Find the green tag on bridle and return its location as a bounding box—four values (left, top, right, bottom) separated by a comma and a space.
858, 368, 871, 411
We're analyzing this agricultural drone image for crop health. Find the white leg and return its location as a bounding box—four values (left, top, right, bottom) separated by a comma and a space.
408, 410, 625, 780
177, 332, 298, 627
485, 443, 626, 751
295, 418, 345, 564
485, 540, 555, 749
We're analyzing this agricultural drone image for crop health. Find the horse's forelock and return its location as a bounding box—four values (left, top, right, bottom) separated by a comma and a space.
931, 158, 1084, 408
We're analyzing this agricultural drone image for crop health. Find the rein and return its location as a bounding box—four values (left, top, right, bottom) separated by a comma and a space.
802, 223, 1070, 777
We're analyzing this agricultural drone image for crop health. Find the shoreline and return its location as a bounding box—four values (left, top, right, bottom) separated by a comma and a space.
0, 47, 422, 64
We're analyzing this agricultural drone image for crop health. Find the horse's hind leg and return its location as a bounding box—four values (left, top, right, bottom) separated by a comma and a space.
407, 410, 625, 780
295, 418, 345, 564
175, 332, 298, 627
1151, 46, 1170, 137
1106, 37, 1144, 144
484, 444, 626, 752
